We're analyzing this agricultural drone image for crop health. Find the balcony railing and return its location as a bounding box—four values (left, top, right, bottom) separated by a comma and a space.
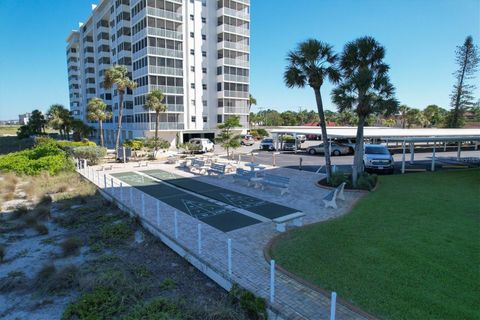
223, 106, 249, 114
218, 58, 249, 68
222, 90, 249, 98
147, 27, 183, 40
148, 65, 183, 76
218, 24, 250, 37
148, 47, 183, 58
130, 122, 185, 131
146, 7, 182, 22
217, 41, 249, 52
221, 74, 249, 83
217, 7, 250, 21
150, 85, 184, 94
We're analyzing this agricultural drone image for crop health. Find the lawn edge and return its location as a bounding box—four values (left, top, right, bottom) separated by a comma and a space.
263, 192, 378, 320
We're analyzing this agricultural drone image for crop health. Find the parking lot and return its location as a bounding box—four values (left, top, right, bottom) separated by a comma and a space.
219, 141, 480, 174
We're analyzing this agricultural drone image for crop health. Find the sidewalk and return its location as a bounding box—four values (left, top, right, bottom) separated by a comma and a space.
77, 161, 370, 320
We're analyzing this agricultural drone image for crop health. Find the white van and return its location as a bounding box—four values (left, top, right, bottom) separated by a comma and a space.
189, 138, 215, 153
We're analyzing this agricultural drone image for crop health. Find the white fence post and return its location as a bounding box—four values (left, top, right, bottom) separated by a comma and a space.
197, 224, 202, 255
270, 260, 275, 303
103, 175, 107, 189
330, 292, 337, 320
141, 193, 145, 217
110, 178, 114, 195
227, 238, 232, 276
156, 200, 160, 227
174, 212, 178, 239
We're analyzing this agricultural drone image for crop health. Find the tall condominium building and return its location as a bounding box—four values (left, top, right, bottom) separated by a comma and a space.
66, 0, 250, 146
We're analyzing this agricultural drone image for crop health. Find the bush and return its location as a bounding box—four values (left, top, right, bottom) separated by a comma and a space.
62, 287, 122, 320
71, 146, 107, 165
144, 138, 170, 150
229, 283, 267, 320
250, 129, 268, 140
61, 237, 82, 256
357, 172, 378, 191
329, 171, 349, 187
99, 222, 134, 244
124, 298, 181, 320
0, 143, 74, 175
0, 245, 5, 263
280, 134, 295, 142
123, 139, 144, 151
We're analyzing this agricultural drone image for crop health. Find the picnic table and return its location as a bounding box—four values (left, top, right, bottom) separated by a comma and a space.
244, 162, 266, 177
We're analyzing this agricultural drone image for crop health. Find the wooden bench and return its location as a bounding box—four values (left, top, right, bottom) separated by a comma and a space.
233, 168, 256, 186
207, 163, 226, 177
273, 212, 306, 232
323, 182, 346, 209
260, 174, 290, 195
190, 159, 207, 174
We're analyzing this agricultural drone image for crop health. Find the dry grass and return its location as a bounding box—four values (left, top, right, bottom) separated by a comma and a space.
0, 172, 18, 203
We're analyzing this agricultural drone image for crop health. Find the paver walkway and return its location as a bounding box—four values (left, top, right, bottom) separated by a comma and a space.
78, 161, 369, 320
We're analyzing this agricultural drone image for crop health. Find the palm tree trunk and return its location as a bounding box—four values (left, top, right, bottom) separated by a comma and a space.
155, 111, 159, 151
352, 114, 366, 187
99, 120, 104, 147
313, 87, 332, 182
115, 92, 124, 157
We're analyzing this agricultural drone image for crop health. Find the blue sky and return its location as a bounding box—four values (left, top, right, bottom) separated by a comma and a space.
0, 0, 479, 120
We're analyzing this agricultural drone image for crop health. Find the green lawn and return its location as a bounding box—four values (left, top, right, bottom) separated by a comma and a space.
271, 169, 480, 320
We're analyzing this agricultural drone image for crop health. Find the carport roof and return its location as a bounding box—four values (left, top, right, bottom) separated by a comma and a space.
271, 127, 480, 141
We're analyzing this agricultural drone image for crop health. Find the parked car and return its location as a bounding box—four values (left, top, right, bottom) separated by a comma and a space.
282, 141, 296, 151
363, 144, 394, 173
189, 138, 214, 153
334, 138, 356, 154
259, 138, 275, 151
240, 134, 255, 146
296, 134, 307, 143
306, 143, 350, 156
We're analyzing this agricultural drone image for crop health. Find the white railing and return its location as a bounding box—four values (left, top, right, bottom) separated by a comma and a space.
132, 47, 148, 61
129, 122, 185, 130
218, 41, 249, 52
148, 65, 183, 76
218, 7, 250, 21
147, 27, 183, 40
223, 90, 249, 98
224, 106, 249, 114
218, 58, 250, 68
232, 0, 250, 5
148, 46, 183, 58
146, 7, 182, 22
132, 28, 147, 43
219, 24, 250, 37
222, 74, 249, 83
149, 85, 184, 94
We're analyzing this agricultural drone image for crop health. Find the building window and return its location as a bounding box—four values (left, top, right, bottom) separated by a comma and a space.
202, 84, 207, 90
190, 83, 195, 89
217, 115, 222, 123
191, 116, 196, 122
190, 32, 194, 38
191, 66, 195, 72
190, 14, 194, 20
191, 99, 195, 106
190, 49, 194, 55
202, 100, 207, 106
217, 83, 222, 91
203, 116, 207, 123
202, 51, 206, 57
202, 34, 206, 40
202, 67, 207, 73
202, 17, 206, 23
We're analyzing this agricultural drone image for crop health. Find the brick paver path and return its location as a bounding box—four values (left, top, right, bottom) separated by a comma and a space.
77, 161, 369, 320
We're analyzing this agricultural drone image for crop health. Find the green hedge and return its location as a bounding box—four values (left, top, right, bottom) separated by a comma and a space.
0, 143, 74, 175
71, 146, 107, 165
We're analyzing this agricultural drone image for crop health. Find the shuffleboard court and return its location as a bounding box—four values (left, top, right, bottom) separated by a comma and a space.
111, 171, 261, 232
141, 169, 299, 220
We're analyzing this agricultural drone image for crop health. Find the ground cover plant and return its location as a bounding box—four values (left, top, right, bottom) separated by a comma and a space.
271, 169, 480, 320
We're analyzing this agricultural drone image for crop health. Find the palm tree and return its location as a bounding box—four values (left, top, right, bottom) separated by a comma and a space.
398, 105, 410, 128
284, 39, 341, 182
143, 89, 167, 153
103, 65, 137, 155
249, 94, 257, 107
46, 104, 72, 139
87, 97, 111, 146
332, 36, 399, 186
